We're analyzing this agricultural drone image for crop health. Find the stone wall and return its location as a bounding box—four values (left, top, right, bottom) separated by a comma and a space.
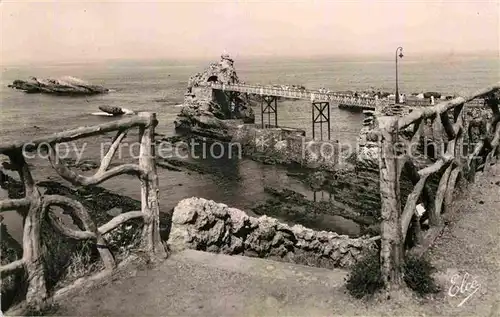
168, 198, 377, 269
231, 124, 351, 170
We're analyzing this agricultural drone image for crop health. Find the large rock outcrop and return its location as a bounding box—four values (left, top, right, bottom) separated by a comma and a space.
168, 197, 377, 269
175, 54, 255, 134
8, 76, 108, 96
187, 53, 239, 89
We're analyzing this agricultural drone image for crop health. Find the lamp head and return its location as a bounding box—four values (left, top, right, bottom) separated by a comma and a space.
399, 51, 404, 59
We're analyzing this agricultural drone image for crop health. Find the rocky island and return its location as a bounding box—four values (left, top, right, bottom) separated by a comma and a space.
174, 54, 255, 138
8, 76, 108, 96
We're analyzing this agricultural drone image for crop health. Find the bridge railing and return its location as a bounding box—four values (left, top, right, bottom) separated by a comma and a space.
0, 112, 166, 308
377, 83, 500, 288
209, 82, 385, 107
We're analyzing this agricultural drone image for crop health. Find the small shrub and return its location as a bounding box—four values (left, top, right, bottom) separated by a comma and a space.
403, 256, 440, 296
345, 252, 384, 299
41, 223, 96, 291
62, 242, 104, 284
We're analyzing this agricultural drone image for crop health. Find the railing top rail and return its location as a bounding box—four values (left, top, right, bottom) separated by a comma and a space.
0, 113, 153, 154
396, 83, 500, 130
210, 82, 380, 104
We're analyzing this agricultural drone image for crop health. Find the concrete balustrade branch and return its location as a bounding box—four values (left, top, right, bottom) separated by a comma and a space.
376, 83, 500, 291
0, 112, 166, 311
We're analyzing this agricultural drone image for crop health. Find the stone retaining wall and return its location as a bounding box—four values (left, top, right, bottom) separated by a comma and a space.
232, 124, 350, 170
168, 198, 377, 269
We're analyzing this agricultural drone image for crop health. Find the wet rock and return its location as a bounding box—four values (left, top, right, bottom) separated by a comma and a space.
423, 92, 441, 99
98, 105, 135, 116
253, 186, 377, 235
99, 105, 124, 115
158, 156, 241, 180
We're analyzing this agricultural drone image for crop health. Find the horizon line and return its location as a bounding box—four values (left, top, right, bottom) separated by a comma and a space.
2, 49, 498, 67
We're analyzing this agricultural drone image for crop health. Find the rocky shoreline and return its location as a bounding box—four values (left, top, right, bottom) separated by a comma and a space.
4, 54, 495, 312
153, 133, 381, 236
161, 55, 387, 240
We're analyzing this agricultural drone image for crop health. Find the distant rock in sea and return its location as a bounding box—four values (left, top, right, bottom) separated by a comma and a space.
8, 76, 108, 96
94, 105, 136, 116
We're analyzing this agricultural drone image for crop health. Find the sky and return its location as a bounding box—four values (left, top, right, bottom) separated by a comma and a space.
1, 0, 498, 64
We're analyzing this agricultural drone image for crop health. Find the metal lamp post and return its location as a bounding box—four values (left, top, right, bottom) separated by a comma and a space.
395, 47, 404, 104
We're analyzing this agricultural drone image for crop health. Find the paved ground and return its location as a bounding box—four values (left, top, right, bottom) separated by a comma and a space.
55, 165, 500, 316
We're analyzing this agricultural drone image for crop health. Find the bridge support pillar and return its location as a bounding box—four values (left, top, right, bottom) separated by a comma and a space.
311, 101, 331, 140
260, 96, 278, 128
225, 91, 240, 119
212, 89, 240, 119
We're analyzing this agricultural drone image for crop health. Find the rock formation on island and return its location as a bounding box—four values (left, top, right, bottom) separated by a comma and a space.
187, 53, 240, 90
174, 54, 255, 137
8, 76, 108, 96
